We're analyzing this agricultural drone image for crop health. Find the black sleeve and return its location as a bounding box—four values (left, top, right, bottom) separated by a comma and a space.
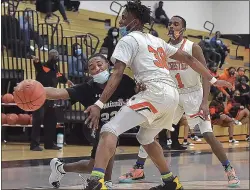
57, 72, 68, 84
119, 74, 136, 98
163, 10, 168, 18
155, 8, 160, 19
33, 61, 43, 72
101, 37, 109, 48
65, 83, 90, 106
245, 76, 249, 83
235, 84, 241, 92
55, 64, 68, 84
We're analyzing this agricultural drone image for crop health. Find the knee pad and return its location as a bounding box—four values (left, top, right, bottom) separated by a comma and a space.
100, 123, 118, 137
138, 145, 148, 159
136, 132, 155, 146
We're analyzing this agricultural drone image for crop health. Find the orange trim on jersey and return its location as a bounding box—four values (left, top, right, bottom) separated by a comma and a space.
42, 66, 50, 73
189, 111, 210, 121
130, 102, 158, 114
57, 72, 63, 77
180, 39, 187, 50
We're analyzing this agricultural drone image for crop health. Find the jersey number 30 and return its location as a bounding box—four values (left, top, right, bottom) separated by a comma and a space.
148, 45, 168, 69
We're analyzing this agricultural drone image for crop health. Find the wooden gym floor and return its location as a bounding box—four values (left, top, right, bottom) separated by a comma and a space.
1, 141, 249, 189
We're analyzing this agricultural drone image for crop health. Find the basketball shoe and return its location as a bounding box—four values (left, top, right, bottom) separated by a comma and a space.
85, 176, 107, 190
49, 158, 66, 188
225, 167, 240, 187
149, 176, 183, 190
118, 164, 145, 183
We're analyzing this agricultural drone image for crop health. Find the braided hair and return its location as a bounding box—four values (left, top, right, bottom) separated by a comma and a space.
125, 0, 151, 25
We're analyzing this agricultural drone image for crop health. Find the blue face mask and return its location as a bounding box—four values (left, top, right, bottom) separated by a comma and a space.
119, 19, 136, 37
93, 70, 110, 84
75, 49, 82, 55
119, 26, 128, 37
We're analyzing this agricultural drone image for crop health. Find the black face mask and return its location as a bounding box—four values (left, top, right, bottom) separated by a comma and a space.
229, 71, 235, 76
216, 97, 223, 102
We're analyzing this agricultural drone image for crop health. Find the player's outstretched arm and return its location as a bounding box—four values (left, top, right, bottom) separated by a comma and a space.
192, 44, 210, 119
45, 87, 69, 100
170, 49, 232, 88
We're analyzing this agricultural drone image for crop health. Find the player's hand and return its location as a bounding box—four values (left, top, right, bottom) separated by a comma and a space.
199, 101, 209, 120
135, 82, 146, 93
67, 80, 74, 87
213, 80, 232, 89
84, 105, 101, 130
31, 55, 39, 63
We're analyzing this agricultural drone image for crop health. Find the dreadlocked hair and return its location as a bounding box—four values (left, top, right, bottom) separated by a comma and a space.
125, 0, 151, 25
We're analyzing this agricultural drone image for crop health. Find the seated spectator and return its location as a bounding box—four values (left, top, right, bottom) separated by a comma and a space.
64, 0, 80, 12
210, 31, 229, 69
1, 6, 28, 58
217, 67, 237, 100
235, 76, 250, 109
209, 92, 238, 143
225, 90, 249, 141
236, 67, 249, 84
155, 1, 169, 27
101, 27, 119, 64
67, 43, 87, 82
19, 11, 48, 52
36, 0, 69, 23
198, 37, 218, 66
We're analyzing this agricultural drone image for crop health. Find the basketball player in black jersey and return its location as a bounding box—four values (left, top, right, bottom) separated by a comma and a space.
45, 53, 144, 189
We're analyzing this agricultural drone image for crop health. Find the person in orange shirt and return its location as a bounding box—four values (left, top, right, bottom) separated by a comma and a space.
218, 67, 237, 99
209, 91, 238, 143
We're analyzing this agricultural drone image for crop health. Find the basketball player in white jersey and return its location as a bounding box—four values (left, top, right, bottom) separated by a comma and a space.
84, 1, 232, 189
118, 15, 240, 188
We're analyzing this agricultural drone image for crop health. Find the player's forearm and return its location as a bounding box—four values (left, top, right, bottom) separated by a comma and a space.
171, 50, 213, 81
202, 77, 210, 103
45, 87, 69, 100
99, 71, 123, 104
186, 55, 213, 81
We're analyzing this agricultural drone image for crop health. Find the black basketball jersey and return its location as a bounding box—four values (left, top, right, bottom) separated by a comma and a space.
66, 74, 136, 126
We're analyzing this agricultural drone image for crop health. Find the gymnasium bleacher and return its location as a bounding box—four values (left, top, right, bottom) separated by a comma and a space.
1, 0, 249, 144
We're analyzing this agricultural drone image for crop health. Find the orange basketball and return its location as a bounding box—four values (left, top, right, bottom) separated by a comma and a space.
6, 114, 18, 125
1, 113, 7, 124
13, 80, 46, 111
18, 114, 31, 125
2, 93, 14, 103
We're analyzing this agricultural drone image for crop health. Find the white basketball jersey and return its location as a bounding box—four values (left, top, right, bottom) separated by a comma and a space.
111, 31, 178, 87
168, 39, 202, 93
